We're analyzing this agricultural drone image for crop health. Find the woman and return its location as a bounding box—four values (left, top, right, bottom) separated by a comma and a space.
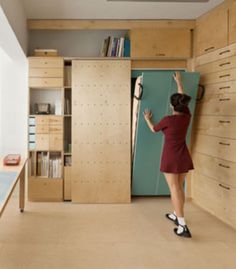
143, 72, 193, 238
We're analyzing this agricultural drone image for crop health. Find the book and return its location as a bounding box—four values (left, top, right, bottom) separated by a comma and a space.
124, 38, 130, 57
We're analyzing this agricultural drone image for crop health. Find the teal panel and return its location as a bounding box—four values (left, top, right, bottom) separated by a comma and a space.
132, 70, 200, 196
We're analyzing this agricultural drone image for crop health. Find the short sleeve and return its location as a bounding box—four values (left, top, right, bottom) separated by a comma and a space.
183, 106, 191, 116
153, 117, 169, 132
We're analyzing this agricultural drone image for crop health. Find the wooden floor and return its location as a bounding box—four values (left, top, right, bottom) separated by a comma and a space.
0, 193, 235, 269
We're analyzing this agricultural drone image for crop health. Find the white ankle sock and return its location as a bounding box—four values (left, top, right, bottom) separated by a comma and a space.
177, 217, 186, 226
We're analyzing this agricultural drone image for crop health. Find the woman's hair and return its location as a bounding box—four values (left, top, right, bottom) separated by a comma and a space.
170, 93, 191, 112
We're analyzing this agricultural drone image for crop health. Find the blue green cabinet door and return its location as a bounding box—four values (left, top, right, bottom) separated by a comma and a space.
132, 71, 200, 196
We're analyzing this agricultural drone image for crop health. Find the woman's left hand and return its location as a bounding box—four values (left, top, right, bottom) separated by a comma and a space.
143, 109, 152, 121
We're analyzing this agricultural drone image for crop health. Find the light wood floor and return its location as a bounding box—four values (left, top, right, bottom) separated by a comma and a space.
0, 193, 235, 269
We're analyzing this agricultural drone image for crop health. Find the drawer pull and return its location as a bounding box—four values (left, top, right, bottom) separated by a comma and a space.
219, 86, 230, 90
219, 142, 230, 146
218, 163, 230, 169
219, 50, 231, 55
219, 74, 230, 78
219, 62, 231, 67
219, 183, 230, 190
219, 98, 230, 101
204, 46, 215, 52
218, 120, 231, 123
156, 53, 165, 56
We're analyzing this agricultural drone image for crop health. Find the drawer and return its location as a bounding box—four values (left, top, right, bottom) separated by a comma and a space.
35, 116, 49, 125
29, 57, 64, 68
29, 126, 36, 134
196, 93, 236, 116
195, 116, 236, 139
28, 177, 63, 202
200, 68, 236, 85
49, 116, 63, 125
29, 77, 63, 88
196, 55, 236, 74
49, 125, 63, 133
193, 133, 236, 162
193, 152, 236, 188
29, 117, 35, 126
203, 81, 236, 96
29, 134, 35, 142
49, 134, 63, 150
29, 68, 63, 78
64, 166, 72, 200
195, 43, 236, 66
36, 124, 49, 134
29, 142, 36, 150
35, 134, 49, 150
192, 172, 236, 228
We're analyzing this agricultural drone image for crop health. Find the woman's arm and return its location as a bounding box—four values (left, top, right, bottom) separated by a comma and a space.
143, 109, 155, 133
173, 71, 184, 94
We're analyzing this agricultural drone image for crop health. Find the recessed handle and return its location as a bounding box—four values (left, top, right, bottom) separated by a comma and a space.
156, 53, 165, 56
219, 62, 231, 67
219, 86, 230, 90
219, 142, 230, 146
218, 163, 230, 169
219, 74, 230, 78
218, 120, 231, 123
219, 183, 230, 190
219, 98, 230, 101
219, 50, 231, 55
204, 46, 215, 52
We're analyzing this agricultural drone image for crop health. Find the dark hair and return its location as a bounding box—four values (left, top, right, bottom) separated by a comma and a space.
170, 93, 191, 112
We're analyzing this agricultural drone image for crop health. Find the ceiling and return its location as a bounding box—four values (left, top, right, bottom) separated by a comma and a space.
23, 0, 224, 20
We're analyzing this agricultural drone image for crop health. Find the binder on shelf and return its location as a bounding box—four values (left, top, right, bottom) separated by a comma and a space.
124, 38, 130, 57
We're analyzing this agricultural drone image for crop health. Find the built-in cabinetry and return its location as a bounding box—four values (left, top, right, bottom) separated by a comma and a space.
192, 43, 236, 228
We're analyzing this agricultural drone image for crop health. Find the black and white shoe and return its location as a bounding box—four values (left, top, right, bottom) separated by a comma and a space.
165, 213, 179, 226
174, 225, 192, 238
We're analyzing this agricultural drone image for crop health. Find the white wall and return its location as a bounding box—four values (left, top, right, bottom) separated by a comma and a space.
0, 7, 28, 158
0, 0, 28, 54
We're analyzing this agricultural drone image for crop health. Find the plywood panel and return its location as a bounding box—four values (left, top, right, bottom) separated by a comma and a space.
72, 60, 131, 203
131, 60, 187, 69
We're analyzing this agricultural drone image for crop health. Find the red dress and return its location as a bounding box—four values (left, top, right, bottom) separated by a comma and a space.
153, 107, 194, 173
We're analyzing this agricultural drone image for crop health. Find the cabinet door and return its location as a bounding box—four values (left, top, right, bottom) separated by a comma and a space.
132, 71, 200, 196
229, 2, 236, 44
72, 60, 131, 203
195, 7, 228, 56
131, 28, 191, 58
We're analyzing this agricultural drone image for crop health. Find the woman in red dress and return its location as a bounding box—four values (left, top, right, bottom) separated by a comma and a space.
143, 72, 193, 238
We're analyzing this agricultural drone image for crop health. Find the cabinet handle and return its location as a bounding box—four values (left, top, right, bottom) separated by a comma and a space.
218, 163, 230, 169
219, 86, 230, 90
219, 142, 230, 146
219, 74, 230, 78
156, 53, 165, 56
204, 46, 215, 52
219, 50, 231, 55
218, 120, 231, 123
219, 62, 231, 67
219, 183, 230, 190
219, 98, 230, 101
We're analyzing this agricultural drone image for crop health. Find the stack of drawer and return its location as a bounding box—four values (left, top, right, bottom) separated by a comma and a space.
29, 57, 64, 88
35, 116, 63, 151
192, 43, 236, 228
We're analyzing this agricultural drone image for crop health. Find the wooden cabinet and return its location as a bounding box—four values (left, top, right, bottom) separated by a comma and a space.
130, 28, 191, 59
195, 7, 228, 56
229, 2, 236, 45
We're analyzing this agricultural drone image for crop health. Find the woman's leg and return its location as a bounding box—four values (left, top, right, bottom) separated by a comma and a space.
178, 173, 187, 215
164, 173, 183, 217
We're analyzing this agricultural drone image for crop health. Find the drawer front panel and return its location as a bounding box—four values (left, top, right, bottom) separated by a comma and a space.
203, 81, 236, 96
193, 152, 236, 188
29, 77, 63, 88
196, 55, 236, 74
193, 133, 236, 162
200, 68, 236, 85
49, 125, 63, 134
29, 68, 63, 78
36, 124, 49, 134
49, 116, 63, 125
35, 134, 49, 150
196, 93, 236, 116
29, 57, 63, 68
35, 116, 49, 125
49, 134, 63, 150
195, 115, 236, 139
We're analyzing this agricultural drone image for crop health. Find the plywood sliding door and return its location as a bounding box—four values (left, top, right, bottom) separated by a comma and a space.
72, 60, 131, 203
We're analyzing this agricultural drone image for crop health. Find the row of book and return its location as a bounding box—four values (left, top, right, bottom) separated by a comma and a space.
100, 36, 130, 57
37, 153, 62, 178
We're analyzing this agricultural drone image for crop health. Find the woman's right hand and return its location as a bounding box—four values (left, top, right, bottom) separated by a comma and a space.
173, 71, 181, 84
143, 109, 152, 121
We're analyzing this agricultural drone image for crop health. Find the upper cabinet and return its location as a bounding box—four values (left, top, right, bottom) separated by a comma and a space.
195, 7, 228, 56
229, 2, 236, 45
130, 28, 191, 59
